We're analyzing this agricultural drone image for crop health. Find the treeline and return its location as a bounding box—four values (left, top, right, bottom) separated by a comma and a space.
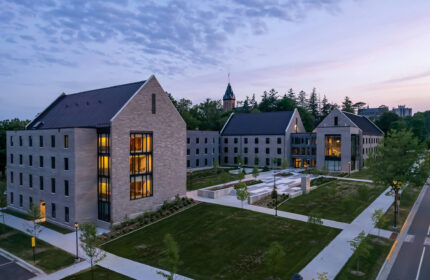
168, 88, 365, 132
375, 111, 430, 147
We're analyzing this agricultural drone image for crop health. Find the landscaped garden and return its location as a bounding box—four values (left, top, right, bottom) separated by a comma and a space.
278, 180, 387, 223
62, 266, 132, 280
0, 224, 75, 273
102, 203, 340, 280
378, 185, 421, 231
346, 168, 373, 180
335, 235, 393, 280
187, 168, 242, 190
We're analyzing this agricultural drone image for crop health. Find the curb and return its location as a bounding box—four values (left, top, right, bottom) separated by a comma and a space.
0, 248, 46, 276
376, 183, 429, 280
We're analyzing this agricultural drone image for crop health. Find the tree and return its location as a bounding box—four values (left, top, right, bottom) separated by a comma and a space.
276, 94, 296, 111
157, 234, 181, 280
0, 119, 30, 178
259, 89, 278, 112
281, 158, 288, 170
252, 166, 259, 179
27, 203, 42, 240
321, 95, 331, 118
265, 241, 286, 277
234, 182, 249, 208
371, 209, 386, 237
366, 130, 429, 229
213, 159, 219, 175
79, 223, 106, 280
375, 112, 400, 134
297, 107, 315, 132
308, 88, 319, 119
297, 90, 307, 108
287, 88, 296, 102
349, 231, 371, 272
353, 101, 366, 111
341, 96, 354, 113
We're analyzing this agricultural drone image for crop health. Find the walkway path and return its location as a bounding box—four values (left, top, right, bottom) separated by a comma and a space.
1, 213, 191, 280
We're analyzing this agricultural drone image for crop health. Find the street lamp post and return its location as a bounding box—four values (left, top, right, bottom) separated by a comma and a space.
74, 222, 79, 262
273, 172, 278, 216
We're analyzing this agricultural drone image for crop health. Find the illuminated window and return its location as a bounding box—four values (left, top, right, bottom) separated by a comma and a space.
97, 132, 111, 221
64, 135, 69, 148
325, 135, 341, 158
130, 132, 153, 200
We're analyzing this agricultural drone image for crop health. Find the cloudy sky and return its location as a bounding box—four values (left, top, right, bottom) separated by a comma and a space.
1, 0, 430, 120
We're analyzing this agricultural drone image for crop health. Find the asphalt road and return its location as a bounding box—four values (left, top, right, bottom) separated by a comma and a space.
0, 255, 35, 280
387, 186, 430, 280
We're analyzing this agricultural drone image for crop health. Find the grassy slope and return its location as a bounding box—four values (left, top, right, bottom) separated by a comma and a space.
335, 235, 393, 280
102, 203, 340, 280
0, 224, 75, 273
62, 266, 132, 280
279, 180, 386, 223
187, 168, 241, 190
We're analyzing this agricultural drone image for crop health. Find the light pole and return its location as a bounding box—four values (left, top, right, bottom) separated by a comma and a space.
74, 222, 79, 262
273, 172, 278, 216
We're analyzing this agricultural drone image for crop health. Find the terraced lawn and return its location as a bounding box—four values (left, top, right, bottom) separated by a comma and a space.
279, 180, 387, 223
102, 203, 340, 280
187, 168, 241, 190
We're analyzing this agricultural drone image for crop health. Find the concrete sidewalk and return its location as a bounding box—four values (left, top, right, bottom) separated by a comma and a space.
2, 213, 191, 280
299, 186, 393, 280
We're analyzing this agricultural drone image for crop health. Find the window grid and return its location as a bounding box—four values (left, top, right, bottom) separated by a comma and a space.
130, 132, 153, 200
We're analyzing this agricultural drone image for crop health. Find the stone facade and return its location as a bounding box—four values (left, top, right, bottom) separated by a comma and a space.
186, 130, 219, 170
110, 76, 186, 223
220, 109, 305, 168
6, 128, 97, 228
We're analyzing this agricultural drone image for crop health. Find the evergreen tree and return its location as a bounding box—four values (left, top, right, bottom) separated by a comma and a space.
250, 93, 258, 109
341, 96, 354, 113
308, 88, 319, 118
321, 95, 331, 117
297, 90, 307, 108
259, 89, 278, 112
287, 88, 296, 102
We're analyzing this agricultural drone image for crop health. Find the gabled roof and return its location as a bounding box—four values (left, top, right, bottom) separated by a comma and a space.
27, 80, 146, 129
223, 83, 235, 100
343, 112, 383, 136
221, 111, 294, 136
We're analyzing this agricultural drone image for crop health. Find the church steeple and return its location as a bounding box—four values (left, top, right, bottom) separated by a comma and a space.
223, 82, 235, 112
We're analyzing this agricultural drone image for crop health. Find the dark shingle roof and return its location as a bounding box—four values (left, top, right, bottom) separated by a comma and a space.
343, 112, 383, 136
27, 81, 146, 129
221, 111, 294, 136
223, 83, 235, 100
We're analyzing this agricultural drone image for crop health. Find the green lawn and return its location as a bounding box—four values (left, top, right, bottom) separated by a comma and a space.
279, 180, 387, 223
335, 235, 393, 280
347, 168, 373, 180
187, 168, 242, 190
378, 186, 421, 231
62, 266, 132, 280
0, 224, 75, 273
102, 203, 340, 280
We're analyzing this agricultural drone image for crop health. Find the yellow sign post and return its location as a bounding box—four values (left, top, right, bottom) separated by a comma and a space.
31, 237, 36, 263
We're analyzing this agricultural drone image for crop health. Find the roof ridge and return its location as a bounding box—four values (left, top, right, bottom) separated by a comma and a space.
67, 80, 146, 96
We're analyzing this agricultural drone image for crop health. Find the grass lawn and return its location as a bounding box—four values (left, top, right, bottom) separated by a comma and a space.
62, 266, 132, 280
378, 186, 421, 231
347, 168, 373, 180
102, 203, 340, 280
187, 168, 242, 190
335, 235, 393, 280
278, 180, 387, 223
1, 208, 73, 233
0, 224, 75, 273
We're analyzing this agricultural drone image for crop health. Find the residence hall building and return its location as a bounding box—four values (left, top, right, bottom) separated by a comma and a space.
186, 130, 219, 169
315, 108, 383, 172
6, 75, 186, 228
220, 109, 306, 168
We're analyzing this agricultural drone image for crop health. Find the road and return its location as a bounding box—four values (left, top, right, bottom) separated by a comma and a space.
387, 186, 430, 280
0, 254, 35, 280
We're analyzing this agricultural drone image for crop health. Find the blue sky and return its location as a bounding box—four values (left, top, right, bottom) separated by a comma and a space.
1, 0, 430, 120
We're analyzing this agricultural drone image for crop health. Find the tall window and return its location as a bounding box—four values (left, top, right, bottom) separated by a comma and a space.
29, 136, 33, 147
64, 180, 69, 196
19, 173, 23, 185
19, 195, 23, 207
51, 178, 56, 193
19, 136, 22, 146
10, 171, 13, 183
97, 132, 111, 222
29, 174, 33, 188
334, 116, 338, 126
51, 135, 55, 147
52, 203, 56, 218
40, 176, 44, 190
10, 192, 13, 204
65, 207, 69, 222
325, 135, 341, 158
39, 135, 44, 147
40, 156, 44, 167
29, 155, 32, 166
51, 157, 55, 169
64, 135, 69, 148
130, 132, 153, 200
10, 136, 13, 146
64, 158, 69, 170
151, 93, 156, 114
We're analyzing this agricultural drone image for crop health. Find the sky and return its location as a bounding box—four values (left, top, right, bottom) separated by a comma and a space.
1, 0, 430, 120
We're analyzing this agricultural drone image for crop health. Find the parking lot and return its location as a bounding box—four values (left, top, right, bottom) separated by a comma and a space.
0, 254, 35, 280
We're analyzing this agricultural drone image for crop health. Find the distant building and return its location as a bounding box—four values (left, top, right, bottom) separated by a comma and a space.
186, 130, 219, 170
392, 105, 412, 117
357, 106, 388, 120
223, 83, 235, 112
